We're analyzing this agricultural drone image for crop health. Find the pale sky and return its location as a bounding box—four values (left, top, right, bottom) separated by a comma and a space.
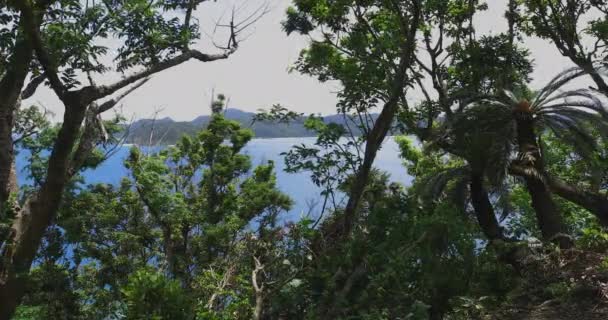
24, 0, 586, 121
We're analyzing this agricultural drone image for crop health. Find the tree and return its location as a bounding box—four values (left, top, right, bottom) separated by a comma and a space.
284, 0, 422, 240
26, 106, 305, 319
417, 115, 514, 242
464, 67, 608, 245
8, 0, 608, 318
405, 0, 608, 245
404, 1, 532, 243
126, 110, 293, 286
519, 0, 608, 95
0, 1, 264, 317
273, 168, 484, 319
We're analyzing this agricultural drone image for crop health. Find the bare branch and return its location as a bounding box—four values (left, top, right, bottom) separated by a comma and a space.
211, 2, 269, 51
252, 255, 265, 293
88, 49, 234, 105
147, 107, 165, 149
97, 77, 150, 114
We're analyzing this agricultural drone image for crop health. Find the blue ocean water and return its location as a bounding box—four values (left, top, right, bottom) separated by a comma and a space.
17, 137, 411, 220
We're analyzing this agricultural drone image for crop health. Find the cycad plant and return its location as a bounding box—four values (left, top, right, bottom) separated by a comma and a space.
465, 67, 608, 245
425, 108, 515, 242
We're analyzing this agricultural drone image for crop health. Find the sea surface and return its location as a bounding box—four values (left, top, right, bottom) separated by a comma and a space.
17, 137, 411, 220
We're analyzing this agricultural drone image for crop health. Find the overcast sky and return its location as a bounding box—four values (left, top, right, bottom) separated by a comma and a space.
24, 0, 582, 121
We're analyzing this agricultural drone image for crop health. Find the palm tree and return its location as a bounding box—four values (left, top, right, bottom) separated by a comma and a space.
463, 67, 608, 245
426, 108, 515, 242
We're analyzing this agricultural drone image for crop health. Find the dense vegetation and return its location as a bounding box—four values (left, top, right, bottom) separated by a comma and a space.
1, 0, 608, 319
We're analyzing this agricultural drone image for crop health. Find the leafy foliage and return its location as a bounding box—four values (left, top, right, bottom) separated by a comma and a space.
8, 0, 608, 319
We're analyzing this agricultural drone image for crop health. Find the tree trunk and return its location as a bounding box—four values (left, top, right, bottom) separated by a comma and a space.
573, 58, 608, 97
253, 292, 264, 320
0, 99, 88, 320
469, 174, 504, 240
548, 177, 608, 226
340, 100, 398, 236
0, 36, 32, 216
428, 306, 446, 320
508, 164, 608, 227
333, 3, 420, 240
252, 256, 265, 320
589, 71, 608, 97
525, 178, 569, 240
515, 114, 570, 247
0, 16, 39, 319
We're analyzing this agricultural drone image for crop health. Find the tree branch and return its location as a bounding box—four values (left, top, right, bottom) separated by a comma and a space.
20, 74, 46, 100
509, 164, 608, 226
85, 49, 235, 105
18, 0, 66, 100
97, 77, 150, 114
337, 0, 421, 238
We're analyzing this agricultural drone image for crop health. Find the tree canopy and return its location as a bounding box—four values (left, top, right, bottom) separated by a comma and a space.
2, 0, 608, 319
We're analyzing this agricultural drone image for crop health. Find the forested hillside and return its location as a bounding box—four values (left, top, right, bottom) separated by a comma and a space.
124, 108, 378, 144
1, 0, 608, 320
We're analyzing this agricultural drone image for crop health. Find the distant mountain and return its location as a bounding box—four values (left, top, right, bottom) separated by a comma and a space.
124, 108, 377, 145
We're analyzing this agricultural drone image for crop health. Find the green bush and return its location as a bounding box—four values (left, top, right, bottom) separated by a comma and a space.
578, 228, 608, 252
121, 269, 192, 320
543, 282, 571, 299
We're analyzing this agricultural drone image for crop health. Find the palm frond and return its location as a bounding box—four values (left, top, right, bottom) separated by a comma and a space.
541, 89, 606, 116
540, 101, 608, 121
532, 67, 588, 107
540, 108, 608, 138
422, 166, 471, 201
541, 115, 599, 160
438, 67, 606, 199
440, 104, 516, 187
